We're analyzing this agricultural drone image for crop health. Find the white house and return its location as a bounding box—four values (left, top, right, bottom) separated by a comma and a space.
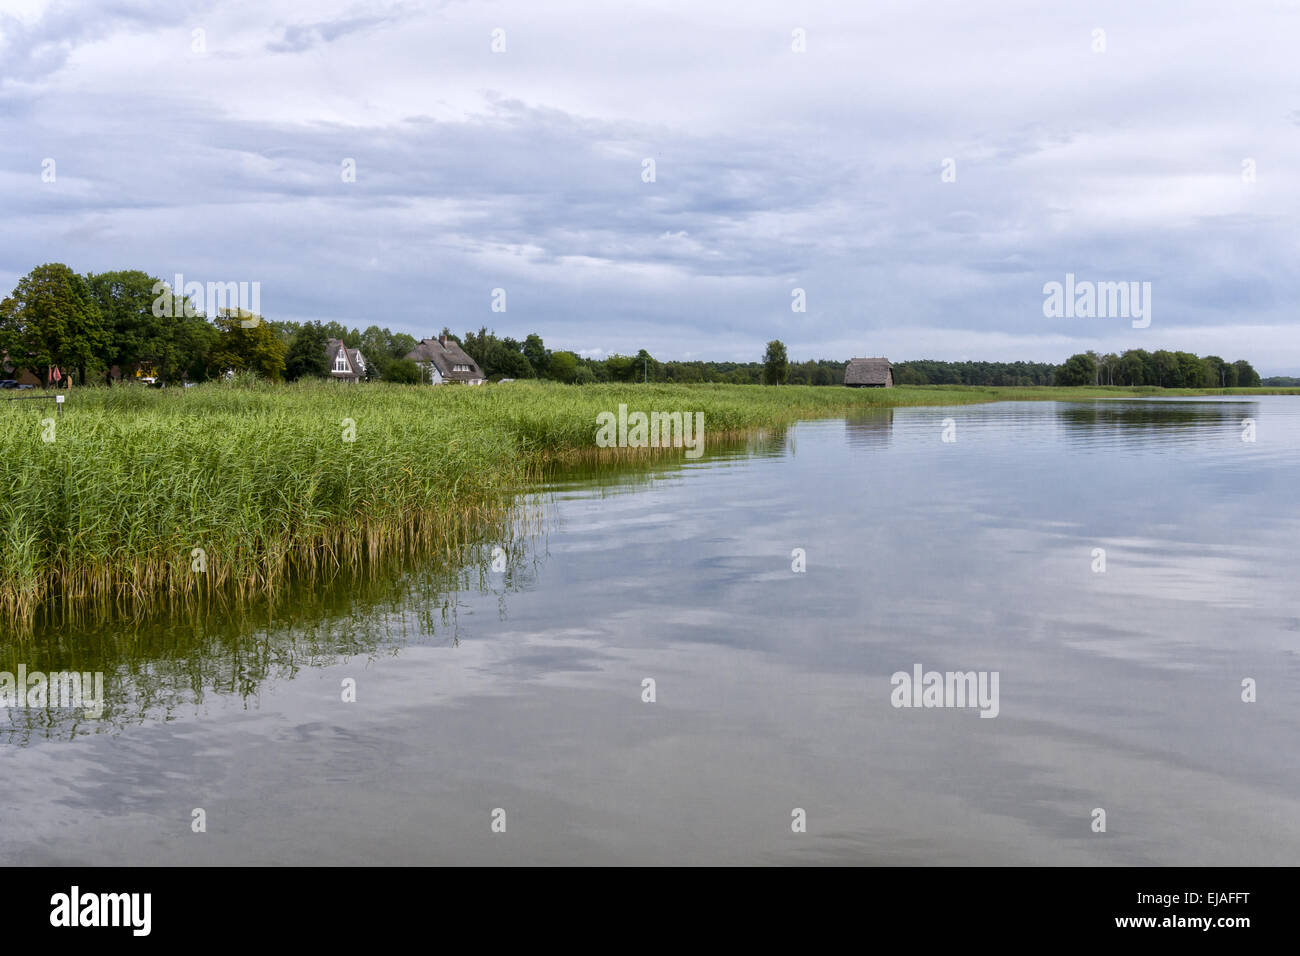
326, 339, 369, 382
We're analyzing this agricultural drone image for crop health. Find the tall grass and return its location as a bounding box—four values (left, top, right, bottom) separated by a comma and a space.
1, 378, 1294, 630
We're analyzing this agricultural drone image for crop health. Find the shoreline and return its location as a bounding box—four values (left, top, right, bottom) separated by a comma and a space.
3, 381, 1295, 629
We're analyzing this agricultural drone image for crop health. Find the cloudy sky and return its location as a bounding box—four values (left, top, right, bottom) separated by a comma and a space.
2, 0, 1298, 371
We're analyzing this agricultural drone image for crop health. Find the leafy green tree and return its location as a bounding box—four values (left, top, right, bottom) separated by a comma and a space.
1175, 351, 1208, 387
269, 319, 302, 347
463, 326, 530, 377
1096, 352, 1121, 385
633, 349, 658, 382
1117, 349, 1152, 386
1232, 360, 1260, 387
548, 350, 579, 383
284, 322, 331, 381
174, 313, 219, 381
461, 326, 491, 370
359, 326, 391, 363
523, 333, 548, 376
496, 349, 532, 379
319, 321, 359, 348
763, 339, 788, 385
1201, 355, 1233, 388
1151, 350, 1180, 387
390, 333, 417, 361
604, 353, 635, 382
0, 263, 109, 386
86, 270, 196, 384
209, 310, 287, 381
1055, 352, 1097, 386
384, 358, 422, 383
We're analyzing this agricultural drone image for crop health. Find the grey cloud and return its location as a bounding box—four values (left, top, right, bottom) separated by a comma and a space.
1, 0, 1298, 370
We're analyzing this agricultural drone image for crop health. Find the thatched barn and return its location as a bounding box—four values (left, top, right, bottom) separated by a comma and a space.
844, 357, 893, 387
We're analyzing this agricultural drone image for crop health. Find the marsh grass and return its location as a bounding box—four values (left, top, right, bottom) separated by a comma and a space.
2, 378, 1295, 632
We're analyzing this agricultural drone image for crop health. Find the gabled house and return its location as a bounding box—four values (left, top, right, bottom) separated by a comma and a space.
326, 339, 369, 383
844, 357, 893, 388
405, 334, 485, 385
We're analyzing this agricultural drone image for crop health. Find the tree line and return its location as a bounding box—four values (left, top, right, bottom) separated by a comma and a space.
1054, 350, 1260, 388
0, 263, 1263, 388
0, 264, 291, 386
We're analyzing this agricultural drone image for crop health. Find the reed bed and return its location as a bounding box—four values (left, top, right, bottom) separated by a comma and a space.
2, 378, 1289, 631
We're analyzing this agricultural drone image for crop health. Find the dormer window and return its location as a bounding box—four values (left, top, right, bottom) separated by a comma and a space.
335, 350, 350, 373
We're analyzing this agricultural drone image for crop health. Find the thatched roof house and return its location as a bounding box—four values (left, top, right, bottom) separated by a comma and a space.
844, 357, 893, 387
406, 334, 486, 385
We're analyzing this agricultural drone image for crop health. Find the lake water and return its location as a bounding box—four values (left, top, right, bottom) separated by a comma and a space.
3, 397, 1299, 865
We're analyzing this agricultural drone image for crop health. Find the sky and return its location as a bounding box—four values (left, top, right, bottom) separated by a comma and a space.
1, 0, 1298, 372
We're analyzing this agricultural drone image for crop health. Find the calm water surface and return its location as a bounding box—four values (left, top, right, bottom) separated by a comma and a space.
3, 397, 1299, 864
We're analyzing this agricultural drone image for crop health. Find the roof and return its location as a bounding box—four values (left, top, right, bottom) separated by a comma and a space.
326, 339, 367, 379
844, 357, 892, 385
405, 337, 484, 383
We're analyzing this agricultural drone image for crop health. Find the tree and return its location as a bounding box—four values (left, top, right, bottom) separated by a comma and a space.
1175, 351, 1208, 388
86, 270, 174, 383
763, 340, 788, 385
604, 353, 635, 382
633, 349, 657, 382
1117, 349, 1152, 386
523, 333, 548, 376
496, 349, 532, 379
1151, 350, 1180, 387
548, 350, 578, 383
390, 333, 417, 362
208, 310, 287, 380
1232, 360, 1260, 387
320, 321, 358, 347
462, 326, 531, 378
1201, 355, 1233, 388
359, 325, 391, 365
0, 263, 109, 386
461, 326, 491, 370
174, 313, 219, 381
1055, 352, 1097, 386
284, 322, 331, 381
384, 358, 422, 383
1096, 352, 1120, 385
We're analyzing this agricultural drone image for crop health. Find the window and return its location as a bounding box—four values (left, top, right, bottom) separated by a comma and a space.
335, 351, 349, 372
453, 364, 469, 372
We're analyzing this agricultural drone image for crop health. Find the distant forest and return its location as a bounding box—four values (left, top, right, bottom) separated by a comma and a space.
431, 330, 1263, 387
0, 264, 1268, 388
326, 325, 1265, 389
429, 331, 1260, 389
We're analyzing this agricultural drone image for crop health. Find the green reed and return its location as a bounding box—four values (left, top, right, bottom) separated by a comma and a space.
2, 378, 1292, 629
